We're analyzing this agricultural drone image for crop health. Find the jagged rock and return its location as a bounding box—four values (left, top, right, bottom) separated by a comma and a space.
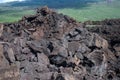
0, 44, 19, 80
0, 64, 19, 80
86, 20, 120, 80
0, 44, 9, 68
0, 7, 119, 80
0, 24, 3, 37
55, 74, 75, 80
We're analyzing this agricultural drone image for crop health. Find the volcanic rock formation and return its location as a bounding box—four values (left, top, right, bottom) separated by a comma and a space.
86, 21, 120, 80
0, 7, 119, 80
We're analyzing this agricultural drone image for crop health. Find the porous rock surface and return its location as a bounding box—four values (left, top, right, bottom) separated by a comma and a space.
0, 7, 119, 80
86, 22, 120, 80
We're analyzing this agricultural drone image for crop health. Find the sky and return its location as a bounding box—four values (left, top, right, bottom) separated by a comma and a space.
0, 0, 25, 3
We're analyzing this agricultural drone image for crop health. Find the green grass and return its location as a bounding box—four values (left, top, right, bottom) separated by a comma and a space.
58, 1, 120, 22
0, 7, 35, 23
0, 0, 120, 23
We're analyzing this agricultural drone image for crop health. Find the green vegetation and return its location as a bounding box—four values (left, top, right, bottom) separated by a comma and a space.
0, 0, 120, 23
0, 7, 35, 23
58, 1, 120, 22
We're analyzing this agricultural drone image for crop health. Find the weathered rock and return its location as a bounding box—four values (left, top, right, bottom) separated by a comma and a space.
0, 7, 119, 80
55, 74, 75, 80
0, 64, 19, 80
0, 44, 19, 80
86, 20, 120, 80
0, 44, 9, 68
0, 24, 3, 37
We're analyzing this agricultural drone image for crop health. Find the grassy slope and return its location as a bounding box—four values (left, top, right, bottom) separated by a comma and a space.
0, 7, 34, 23
0, 0, 120, 22
58, 1, 120, 22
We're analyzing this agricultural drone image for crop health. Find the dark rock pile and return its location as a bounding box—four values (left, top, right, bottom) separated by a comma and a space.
84, 19, 120, 25
86, 25, 120, 47
0, 7, 120, 80
86, 23, 120, 80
